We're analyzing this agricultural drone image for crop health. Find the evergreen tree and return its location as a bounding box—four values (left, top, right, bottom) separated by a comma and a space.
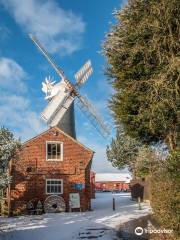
104, 2, 179, 233
0, 127, 21, 192
106, 130, 159, 177
104, 2, 180, 233
106, 130, 141, 171
103, 0, 180, 150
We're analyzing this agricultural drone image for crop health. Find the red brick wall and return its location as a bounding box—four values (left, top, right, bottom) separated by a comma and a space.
10, 127, 93, 213
95, 181, 129, 191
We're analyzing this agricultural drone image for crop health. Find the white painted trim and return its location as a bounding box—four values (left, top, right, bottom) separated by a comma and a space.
45, 179, 63, 195
46, 141, 63, 161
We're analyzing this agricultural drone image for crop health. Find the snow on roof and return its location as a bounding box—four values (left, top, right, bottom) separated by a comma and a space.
95, 173, 132, 183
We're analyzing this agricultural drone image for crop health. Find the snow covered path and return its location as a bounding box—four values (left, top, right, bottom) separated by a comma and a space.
0, 193, 151, 240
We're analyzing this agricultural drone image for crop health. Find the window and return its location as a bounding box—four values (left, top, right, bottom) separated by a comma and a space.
46, 141, 63, 161
46, 179, 63, 194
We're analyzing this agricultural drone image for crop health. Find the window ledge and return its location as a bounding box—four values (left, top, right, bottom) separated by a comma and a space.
46, 159, 63, 161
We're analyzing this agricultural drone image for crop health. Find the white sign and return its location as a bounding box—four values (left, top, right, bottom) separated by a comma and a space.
69, 193, 80, 209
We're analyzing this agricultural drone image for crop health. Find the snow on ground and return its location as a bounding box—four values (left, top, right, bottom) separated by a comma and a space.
0, 193, 151, 240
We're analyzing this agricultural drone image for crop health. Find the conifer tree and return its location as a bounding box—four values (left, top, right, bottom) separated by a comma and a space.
103, 0, 180, 150
0, 127, 21, 193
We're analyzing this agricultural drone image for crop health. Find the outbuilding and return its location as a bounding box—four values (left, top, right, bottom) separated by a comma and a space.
95, 173, 131, 192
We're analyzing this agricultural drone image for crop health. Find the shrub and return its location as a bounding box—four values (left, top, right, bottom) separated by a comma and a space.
151, 151, 180, 238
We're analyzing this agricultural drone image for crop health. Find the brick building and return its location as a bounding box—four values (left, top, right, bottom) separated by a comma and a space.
8, 127, 94, 214
95, 173, 131, 192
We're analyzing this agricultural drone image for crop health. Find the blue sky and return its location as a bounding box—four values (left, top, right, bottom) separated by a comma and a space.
0, 0, 128, 173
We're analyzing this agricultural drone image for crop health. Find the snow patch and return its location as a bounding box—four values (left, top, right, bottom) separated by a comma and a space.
0, 193, 151, 240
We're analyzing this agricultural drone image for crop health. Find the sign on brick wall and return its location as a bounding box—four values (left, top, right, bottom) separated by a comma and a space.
69, 193, 80, 208
72, 183, 85, 190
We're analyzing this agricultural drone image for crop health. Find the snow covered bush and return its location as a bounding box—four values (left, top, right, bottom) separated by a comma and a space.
0, 127, 21, 194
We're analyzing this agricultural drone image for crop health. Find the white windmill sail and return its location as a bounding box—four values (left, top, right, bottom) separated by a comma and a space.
76, 95, 110, 138
29, 34, 110, 138
49, 94, 74, 127
41, 90, 66, 123
75, 60, 93, 86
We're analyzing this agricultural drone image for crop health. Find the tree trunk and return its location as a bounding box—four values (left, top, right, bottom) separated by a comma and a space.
165, 131, 177, 151
7, 159, 12, 217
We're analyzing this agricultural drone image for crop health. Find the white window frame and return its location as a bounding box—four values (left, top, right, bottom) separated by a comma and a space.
46, 179, 63, 195
46, 141, 63, 161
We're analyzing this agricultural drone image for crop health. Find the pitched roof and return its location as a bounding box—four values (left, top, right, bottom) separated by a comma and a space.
95, 173, 132, 183
23, 127, 94, 154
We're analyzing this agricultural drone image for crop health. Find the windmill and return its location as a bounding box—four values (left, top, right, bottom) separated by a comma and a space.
29, 34, 110, 139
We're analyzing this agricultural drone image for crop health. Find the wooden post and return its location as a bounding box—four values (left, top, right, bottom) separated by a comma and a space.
113, 198, 115, 211
69, 201, 72, 212
138, 197, 142, 210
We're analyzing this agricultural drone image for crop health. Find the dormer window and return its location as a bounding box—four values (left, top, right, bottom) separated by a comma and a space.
46, 141, 63, 161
